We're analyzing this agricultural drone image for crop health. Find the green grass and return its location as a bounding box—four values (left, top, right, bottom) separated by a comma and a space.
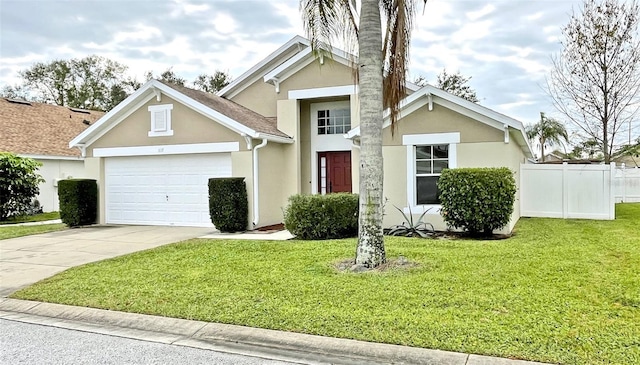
12, 204, 640, 365
0, 211, 60, 224
0, 223, 67, 240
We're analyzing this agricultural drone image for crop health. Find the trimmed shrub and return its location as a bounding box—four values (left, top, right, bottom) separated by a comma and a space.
284, 193, 358, 240
438, 167, 516, 236
0, 152, 44, 220
209, 178, 248, 232
58, 179, 97, 227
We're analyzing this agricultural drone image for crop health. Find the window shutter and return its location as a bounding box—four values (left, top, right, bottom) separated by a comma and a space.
154, 111, 166, 131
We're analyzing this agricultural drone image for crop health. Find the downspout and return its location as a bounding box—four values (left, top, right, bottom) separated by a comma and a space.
252, 139, 268, 227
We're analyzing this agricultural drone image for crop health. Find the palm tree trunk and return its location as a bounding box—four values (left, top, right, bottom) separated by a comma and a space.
355, 0, 386, 267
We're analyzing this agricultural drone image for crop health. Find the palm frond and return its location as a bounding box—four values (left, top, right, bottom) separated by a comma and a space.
300, 0, 359, 60
381, 0, 417, 135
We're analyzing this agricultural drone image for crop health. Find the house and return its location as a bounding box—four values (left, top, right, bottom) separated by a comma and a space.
70, 36, 533, 232
0, 98, 103, 212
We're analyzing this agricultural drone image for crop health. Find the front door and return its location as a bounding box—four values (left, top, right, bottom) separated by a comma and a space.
318, 151, 352, 194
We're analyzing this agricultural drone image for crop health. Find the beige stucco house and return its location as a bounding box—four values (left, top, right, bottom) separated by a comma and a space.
70, 36, 533, 232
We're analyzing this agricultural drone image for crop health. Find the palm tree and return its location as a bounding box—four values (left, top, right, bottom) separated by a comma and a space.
301, 0, 422, 267
526, 112, 569, 162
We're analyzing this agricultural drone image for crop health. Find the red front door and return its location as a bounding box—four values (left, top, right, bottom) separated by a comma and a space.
318, 151, 352, 193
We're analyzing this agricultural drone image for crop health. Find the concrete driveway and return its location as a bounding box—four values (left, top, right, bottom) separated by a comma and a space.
0, 225, 213, 296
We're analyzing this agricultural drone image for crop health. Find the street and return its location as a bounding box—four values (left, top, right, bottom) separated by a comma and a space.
0, 319, 294, 365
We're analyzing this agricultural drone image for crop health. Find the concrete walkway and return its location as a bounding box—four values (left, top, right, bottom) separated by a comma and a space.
0, 219, 63, 226
201, 229, 294, 240
0, 298, 551, 365
0, 225, 212, 296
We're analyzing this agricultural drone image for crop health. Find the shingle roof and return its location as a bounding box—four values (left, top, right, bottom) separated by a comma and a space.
158, 81, 290, 139
0, 98, 105, 157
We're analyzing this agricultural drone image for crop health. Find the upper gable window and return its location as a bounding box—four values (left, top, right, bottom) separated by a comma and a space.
148, 104, 174, 137
317, 108, 350, 135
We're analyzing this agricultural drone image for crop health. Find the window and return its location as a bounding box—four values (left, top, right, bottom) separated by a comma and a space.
148, 104, 174, 137
403, 132, 459, 211
415, 145, 449, 204
317, 108, 350, 135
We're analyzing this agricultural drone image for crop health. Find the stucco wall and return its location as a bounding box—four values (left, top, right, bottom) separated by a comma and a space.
277, 99, 301, 200
34, 159, 85, 212
257, 144, 288, 227
382, 103, 503, 146
231, 150, 254, 229
300, 101, 312, 194
380, 104, 527, 233
229, 58, 355, 118
82, 157, 104, 224
87, 94, 246, 157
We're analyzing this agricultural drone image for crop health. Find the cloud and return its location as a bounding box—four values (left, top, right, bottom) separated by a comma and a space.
466, 4, 496, 21
0, 0, 595, 128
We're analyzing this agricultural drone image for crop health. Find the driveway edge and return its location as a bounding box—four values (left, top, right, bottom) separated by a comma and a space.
0, 298, 552, 365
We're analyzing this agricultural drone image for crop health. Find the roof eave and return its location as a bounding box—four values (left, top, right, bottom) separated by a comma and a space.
257, 133, 294, 144
69, 80, 158, 148
218, 36, 310, 97
70, 80, 276, 150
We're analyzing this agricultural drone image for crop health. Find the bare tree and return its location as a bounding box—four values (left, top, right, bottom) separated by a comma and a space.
548, 0, 640, 163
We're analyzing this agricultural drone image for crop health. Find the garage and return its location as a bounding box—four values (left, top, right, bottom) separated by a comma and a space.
105, 153, 232, 227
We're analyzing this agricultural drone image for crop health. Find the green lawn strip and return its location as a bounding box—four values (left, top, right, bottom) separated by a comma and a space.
0, 211, 60, 225
12, 204, 640, 365
0, 224, 67, 240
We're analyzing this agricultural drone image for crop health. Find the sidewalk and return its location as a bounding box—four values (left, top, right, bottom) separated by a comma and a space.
0, 298, 551, 365
0, 219, 62, 227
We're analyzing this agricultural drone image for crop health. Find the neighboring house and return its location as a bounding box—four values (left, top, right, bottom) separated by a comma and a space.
541, 151, 566, 163
0, 98, 103, 212
70, 36, 533, 232
614, 154, 639, 167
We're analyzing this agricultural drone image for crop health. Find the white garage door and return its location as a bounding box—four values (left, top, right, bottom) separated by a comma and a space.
105, 153, 232, 227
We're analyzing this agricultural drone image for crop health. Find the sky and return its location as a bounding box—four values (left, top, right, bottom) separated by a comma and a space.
0, 0, 638, 141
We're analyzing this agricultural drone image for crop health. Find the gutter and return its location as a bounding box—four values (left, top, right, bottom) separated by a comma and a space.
252, 139, 268, 227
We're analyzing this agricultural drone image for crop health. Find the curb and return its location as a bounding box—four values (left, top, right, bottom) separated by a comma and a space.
0, 298, 552, 365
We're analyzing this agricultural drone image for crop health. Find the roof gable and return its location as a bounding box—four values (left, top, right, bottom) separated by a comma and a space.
346, 85, 534, 158
70, 80, 292, 149
218, 36, 310, 99
218, 35, 420, 100
0, 98, 103, 158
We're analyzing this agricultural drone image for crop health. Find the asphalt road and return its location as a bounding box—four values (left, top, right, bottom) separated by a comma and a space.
0, 319, 295, 365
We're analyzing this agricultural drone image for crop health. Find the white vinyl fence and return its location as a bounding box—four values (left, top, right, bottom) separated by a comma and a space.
520, 163, 616, 220
614, 164, 640, 203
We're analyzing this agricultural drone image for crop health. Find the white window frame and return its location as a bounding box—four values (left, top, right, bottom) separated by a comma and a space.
403, 132, 460, 214
148, 104, 174, 137
316, 107, 351, 135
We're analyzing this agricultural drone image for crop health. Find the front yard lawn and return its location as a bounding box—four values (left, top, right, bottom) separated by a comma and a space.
0, 224, 67, 240
0, 211, 60, 225
12, 204, 640, 365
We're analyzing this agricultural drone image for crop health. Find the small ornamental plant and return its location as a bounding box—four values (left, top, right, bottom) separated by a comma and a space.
284, 193, 358, 240
58, 179, 98, 227
208, 178, 248, 232
438, 167, 516, 236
